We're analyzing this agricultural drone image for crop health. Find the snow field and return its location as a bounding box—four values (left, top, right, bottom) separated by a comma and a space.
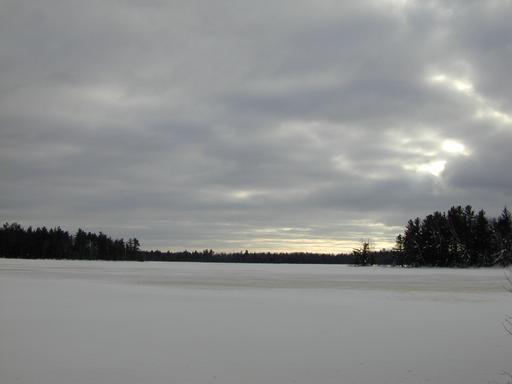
1, 259, 511, 384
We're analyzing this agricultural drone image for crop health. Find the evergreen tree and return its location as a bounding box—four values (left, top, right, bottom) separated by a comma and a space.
473, 210, 492, 266
403, 218, 422, 266
494, 207, 512, 265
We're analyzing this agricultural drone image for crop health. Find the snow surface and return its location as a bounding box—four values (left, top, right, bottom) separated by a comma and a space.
1, 259, 511, 384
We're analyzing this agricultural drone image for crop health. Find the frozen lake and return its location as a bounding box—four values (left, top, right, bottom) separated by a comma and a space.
1, 259, 511, 384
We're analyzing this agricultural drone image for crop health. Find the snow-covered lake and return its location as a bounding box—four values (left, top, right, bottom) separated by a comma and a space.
1, 259, 511, 384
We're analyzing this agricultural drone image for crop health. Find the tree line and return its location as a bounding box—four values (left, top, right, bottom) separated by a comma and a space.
139, 249, 360, 264
0, 223, 356, 263
2, 205, 511, 267
394, 205, 512, 267
0, 223, 141, 261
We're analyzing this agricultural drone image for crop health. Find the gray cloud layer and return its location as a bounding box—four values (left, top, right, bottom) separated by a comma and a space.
1, 0, 512, 251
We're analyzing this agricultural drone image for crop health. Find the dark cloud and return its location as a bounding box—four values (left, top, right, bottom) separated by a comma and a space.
1, 0, 511, 252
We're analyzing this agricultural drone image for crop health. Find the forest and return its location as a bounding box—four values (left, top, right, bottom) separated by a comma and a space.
0, 223, 141, 261
395, 205, 512, 267
0, 205, 511, 266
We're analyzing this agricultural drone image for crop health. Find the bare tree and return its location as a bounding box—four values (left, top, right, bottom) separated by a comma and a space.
352, 239, 374, 266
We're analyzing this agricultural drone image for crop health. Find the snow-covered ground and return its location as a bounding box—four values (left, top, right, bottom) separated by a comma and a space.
1, 259, 511, 384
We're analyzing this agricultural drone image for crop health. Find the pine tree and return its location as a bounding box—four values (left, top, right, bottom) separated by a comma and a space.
494, 207, 512, 265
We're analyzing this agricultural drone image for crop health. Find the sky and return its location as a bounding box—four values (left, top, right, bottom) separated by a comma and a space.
1, 0, 512, 253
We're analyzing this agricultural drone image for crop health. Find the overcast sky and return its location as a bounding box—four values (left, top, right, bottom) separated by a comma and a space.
1, 0, 512, 252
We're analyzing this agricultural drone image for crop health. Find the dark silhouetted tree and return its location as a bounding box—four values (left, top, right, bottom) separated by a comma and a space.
353, 240, 373, 265
494, 207, 512, 265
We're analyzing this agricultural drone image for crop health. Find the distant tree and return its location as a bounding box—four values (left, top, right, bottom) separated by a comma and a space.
393, 234, 406, 266
403, 218, 422, 266
74, 229, 86, 259
447, 205, 472, 266
353, 240, 373, 266
126, 238, 141, 260
494, 207, 512, 265
473, 210, 493, 266
420, 211, 450, 266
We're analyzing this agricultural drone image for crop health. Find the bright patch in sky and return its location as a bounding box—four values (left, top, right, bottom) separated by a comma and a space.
377, 0, 411, 10
428, 71, 512, 127
229, 190, 258, 200
476, 108, 512, 125
428, 74, 474, 95
416, 160, 446, 177
441, 140, 465, 154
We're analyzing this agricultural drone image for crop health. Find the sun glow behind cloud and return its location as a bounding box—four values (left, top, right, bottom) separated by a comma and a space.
428, 71, 512, 126
404, 160, 446, 177
418, 160, 446, 176
475, 108, 512, 125
401, 136, 466, 177
429, 74, 474, 95
441, 139, 466, 155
